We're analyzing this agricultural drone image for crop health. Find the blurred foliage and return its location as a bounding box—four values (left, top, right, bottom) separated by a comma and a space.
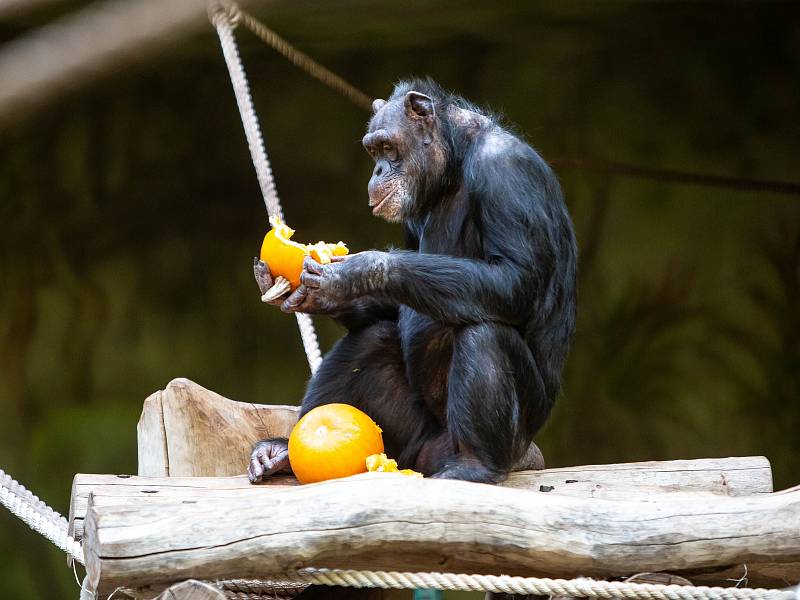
0, 1, 799, 598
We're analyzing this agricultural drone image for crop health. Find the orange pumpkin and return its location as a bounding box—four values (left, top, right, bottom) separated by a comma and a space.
260, 216, 349, 289
288, 403, 384, 484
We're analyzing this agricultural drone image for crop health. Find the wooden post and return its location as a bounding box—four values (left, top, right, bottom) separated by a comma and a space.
138, 378, 298, 477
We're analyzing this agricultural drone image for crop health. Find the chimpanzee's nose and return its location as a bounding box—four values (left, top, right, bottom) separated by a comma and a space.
374, 164, 384, 177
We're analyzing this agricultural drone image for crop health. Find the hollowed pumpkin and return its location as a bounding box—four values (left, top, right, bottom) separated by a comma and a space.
259, 216, 349, 289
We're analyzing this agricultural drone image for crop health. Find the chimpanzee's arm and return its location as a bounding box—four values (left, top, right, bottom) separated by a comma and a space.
360, 251, 532, 325
330, 296, 399, 330
313, 248, 537, 326
294, 150, 569, 326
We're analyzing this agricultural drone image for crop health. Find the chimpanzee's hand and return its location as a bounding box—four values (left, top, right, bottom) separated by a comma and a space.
253, 258, 291, 305
248, 438, 291, 483
280, 252, 387, 314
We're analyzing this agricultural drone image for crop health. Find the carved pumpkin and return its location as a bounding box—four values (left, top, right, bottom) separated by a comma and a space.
260, 216, 348, 289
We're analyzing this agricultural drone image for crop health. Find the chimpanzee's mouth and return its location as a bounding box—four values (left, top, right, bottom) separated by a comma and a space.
370, 191, 392, 214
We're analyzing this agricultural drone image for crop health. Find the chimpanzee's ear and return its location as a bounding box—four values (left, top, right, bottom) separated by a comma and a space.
372, 98, 386, 113
404, 92, 435, 120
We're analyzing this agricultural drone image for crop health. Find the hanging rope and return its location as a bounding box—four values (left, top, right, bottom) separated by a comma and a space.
210, 2, 322, 374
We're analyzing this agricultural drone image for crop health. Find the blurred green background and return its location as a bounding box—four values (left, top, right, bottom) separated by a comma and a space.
1, 1, 799, 598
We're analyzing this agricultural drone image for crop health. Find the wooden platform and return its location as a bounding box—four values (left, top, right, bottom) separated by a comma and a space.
72, 378, 800, 596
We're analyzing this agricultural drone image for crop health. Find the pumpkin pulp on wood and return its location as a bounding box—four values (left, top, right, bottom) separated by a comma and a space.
366, 453, 422, 477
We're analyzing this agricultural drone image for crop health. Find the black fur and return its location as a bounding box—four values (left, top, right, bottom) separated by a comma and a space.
252, 78, 577, 485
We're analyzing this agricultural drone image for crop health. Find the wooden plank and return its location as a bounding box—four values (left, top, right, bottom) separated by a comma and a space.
137, 378, 299, 477
82, 474, 800, 593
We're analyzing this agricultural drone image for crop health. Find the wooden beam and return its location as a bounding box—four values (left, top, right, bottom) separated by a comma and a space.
82, 474, 800, 593
0, 0, 273, 124
70, 455, 772, 547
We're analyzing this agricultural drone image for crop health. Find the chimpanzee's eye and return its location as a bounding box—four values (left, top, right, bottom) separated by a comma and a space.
382, 143, 392, 153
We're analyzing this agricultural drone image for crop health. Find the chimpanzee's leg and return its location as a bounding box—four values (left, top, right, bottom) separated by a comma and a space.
433, 322, 548, 483
300, 320, 430, 458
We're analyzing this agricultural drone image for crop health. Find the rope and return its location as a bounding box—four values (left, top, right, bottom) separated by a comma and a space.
235, 7, 373, 112
210, 2, 322, 374
219, 570, 799, 600
0, 469, 84, 563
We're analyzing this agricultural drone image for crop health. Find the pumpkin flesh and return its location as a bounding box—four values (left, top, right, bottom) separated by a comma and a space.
260, 216, 349, 289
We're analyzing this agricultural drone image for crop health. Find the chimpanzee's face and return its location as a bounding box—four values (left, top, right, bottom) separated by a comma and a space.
363, 92, 446, 223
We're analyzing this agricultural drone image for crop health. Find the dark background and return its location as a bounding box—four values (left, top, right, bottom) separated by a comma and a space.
1, 1, 799, 598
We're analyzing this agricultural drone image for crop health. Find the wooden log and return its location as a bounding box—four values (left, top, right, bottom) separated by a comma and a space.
138, 378, 298, 477
69, 455, 771, 546
83, 475, 800, 593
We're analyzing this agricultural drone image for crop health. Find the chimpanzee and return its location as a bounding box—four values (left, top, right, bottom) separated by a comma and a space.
249, 78, 577, 488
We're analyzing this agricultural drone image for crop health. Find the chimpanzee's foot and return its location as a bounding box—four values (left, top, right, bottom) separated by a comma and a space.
253, 258, 290, 304
512, 441, 545, 471
248, 438, 291, 483
431, 459, 506, 484
253, 258, 274, 294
